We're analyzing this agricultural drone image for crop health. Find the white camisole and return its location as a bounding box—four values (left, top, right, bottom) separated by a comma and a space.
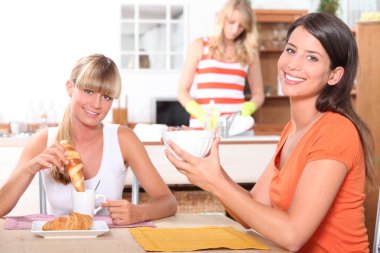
40, 124, 127, 215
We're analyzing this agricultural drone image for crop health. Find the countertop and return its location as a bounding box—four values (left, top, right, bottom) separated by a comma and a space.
0, 122, 283, 149
0, 136, 31, 147
0, 213, 290, 253
133, 123, 280, 144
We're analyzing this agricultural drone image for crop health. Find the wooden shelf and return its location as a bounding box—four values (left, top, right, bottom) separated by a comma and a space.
255, 9, 308, 23
247, 9, 308, 126
254, 96, 290, 126
254, 9, 308, 95
259, 49, 284, 54
265, 95, 288, 99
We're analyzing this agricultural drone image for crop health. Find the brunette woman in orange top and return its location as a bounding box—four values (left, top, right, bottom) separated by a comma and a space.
165, 12, 376, 253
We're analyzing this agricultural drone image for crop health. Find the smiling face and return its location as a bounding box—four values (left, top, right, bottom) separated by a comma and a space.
67, 81, 113, 127
223, 9, 245, 41
277, 26, 343, 100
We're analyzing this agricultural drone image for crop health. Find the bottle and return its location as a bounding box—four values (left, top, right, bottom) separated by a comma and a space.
205, 100, 220, 134
39, 112, 48, 129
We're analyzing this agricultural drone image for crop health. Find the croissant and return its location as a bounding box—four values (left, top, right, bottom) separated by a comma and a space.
60, 140, 85, 192
42, 212, 93, 231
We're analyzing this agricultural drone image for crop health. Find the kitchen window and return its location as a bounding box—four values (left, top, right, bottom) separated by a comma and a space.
121, 1, 187, 70
340, 0, 380, 27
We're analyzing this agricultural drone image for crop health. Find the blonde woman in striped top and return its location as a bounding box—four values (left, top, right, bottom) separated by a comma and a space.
177, 0, 264, 130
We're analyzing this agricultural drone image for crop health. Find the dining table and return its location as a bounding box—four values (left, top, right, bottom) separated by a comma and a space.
0, 212, 291, 253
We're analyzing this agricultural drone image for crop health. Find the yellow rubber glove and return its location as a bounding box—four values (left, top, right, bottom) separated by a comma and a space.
185, 100, 206, 123
241, 101, 257, 116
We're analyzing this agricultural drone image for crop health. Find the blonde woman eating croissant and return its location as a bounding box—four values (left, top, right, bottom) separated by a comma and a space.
0, 54, 177, 225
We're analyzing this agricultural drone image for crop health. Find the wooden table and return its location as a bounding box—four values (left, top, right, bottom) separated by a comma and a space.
0, 213, 290, 253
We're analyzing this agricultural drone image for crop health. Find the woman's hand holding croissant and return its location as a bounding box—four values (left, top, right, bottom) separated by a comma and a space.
26, 142, 68, 175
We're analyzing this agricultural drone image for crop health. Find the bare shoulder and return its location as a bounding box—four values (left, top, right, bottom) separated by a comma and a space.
190, 37, 204, 48
249, 50, 261, 67
116, 125, 143, 147
116, 125, 148, 161
247, 51, 263, 80
187, 38, 204, 58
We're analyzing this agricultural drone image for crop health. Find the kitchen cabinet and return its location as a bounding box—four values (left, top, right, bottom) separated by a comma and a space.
254, 9, 308, 95
0, 143, 40, 216
131, 136, 279, 186
132, 124, 279, 185
355, 20, 380, 251
130, 124, 279, 185
250, 9, 307, 128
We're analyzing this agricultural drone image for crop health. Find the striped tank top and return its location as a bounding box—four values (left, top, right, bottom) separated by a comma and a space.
190, 37, 248, 129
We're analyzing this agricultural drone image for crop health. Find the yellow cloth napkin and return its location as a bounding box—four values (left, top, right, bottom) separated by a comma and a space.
130, 226, 269, 252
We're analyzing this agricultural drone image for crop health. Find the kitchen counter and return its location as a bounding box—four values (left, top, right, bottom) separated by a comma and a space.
140, 135, 280, 145
0, 123, 281, 147
133, 138, 277, 185
0, 142, 39, 216
133, 123, 280, 144
0, 136, 31, 147
0, 126, 280, 215
0, 128, 280, 186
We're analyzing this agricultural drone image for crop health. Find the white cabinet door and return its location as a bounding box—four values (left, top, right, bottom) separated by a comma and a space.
125, 142, 276, 185
0, 146, 40, 216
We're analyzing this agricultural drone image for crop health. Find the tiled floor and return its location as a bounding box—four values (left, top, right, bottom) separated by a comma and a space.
123, 184, 254, 214
123, 184, 253, 213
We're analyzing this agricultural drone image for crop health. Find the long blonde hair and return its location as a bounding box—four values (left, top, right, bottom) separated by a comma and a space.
209, 0, 259, 66
52, 54, 121, 183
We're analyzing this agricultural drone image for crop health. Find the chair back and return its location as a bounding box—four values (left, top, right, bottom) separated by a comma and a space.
38, 171, 140, 214
131, 172, 140, 204
38, 172, 47, 214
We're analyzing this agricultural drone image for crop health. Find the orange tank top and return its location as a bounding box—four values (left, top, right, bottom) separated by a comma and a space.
189, 37, 248, 129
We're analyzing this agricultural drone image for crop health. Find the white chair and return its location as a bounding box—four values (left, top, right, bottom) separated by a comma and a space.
131, 172, 140, 205
38, 171, 140, 214
373, 188, 380, 253
38, 172, 47, 214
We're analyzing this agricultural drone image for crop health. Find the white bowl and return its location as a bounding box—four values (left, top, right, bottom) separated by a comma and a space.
162, 130, 216, 160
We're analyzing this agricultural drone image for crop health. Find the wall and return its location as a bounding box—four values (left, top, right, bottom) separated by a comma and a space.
0, 0, 316, 125
0, 0, 120, 124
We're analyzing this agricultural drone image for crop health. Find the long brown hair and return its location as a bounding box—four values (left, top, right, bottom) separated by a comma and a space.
287, 13, 376, 186
209, 0, 259, 66
52, 54, 121, 183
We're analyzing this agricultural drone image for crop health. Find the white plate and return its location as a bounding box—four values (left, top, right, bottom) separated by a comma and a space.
228, 115, 254, 136
31, 221, 109, 239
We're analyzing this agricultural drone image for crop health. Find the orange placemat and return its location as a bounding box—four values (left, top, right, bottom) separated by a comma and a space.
130, 226, 269, 252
